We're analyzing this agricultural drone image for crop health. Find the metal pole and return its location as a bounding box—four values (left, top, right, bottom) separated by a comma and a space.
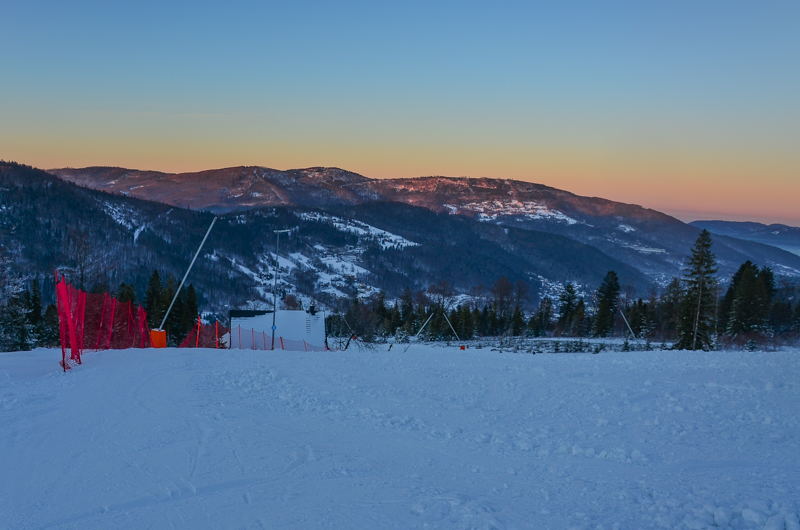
271, 229, 291, 350
159, 217, 217, 330
619, 308, 637, 340
404, 312, 435, 353
442, 309, 460, 341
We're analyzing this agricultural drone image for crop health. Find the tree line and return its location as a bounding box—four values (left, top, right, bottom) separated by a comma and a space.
328, 230, 800, 349
0, 267, 201, 351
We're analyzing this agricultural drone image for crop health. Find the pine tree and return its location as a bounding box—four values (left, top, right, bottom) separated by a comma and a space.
571, 299, 587, 337
161, 274, 183, 346
718, 261, 776, 337
510, 306, 525, 336
117, 282, 137, 305
180, 284, 200, 337
557, 283, 578, 336
42, 304, 60, 347
793, 301, 800, 332
29, 280, 44, 346
676, 230, 718, 350
657, 277, 683, 340
144, 269, 163, 329
400, 287, 414, 330
592, 271, 621, 338
528, 297, 554, 337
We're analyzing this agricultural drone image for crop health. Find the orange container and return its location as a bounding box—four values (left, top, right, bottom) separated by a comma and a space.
150, 329, 167, 348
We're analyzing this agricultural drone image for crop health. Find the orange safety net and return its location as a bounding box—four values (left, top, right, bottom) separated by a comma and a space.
56, 273, 151, 372
228, 325, 328, 352
179, 318, 229, 349
231, 325, 271, 350
279, 337, 327, 352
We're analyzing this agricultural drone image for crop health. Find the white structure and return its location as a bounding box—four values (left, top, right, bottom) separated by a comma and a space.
228, 309, 326, 351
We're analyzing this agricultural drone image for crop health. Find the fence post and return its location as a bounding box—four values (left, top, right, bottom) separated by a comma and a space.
95, 294, 108, 351
107, 298, 116, 350
196, 316, 201, 348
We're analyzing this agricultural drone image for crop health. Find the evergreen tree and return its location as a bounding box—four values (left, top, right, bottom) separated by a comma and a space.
557, 283, 578, 336
400, 287, 414, 330
160, 274, 183, 345
657, 277, 683, 340
676, 230, 718, 350
571, 298, 587, 337
42, 304, 60, 347
180, 283, 200, 336
510, 306, 525, 336
592, 271, 621, 337
29, 279, 44, 345
793, 301, 800, 332
528, 297, 554, 337
144, 269, 163, 328
117, 282, 137, 305
1, 293, 31, 351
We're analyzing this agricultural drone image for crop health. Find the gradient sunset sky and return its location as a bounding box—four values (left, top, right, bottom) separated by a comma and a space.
2, 1, 798, 225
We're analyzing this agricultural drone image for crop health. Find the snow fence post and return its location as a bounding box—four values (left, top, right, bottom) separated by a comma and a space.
196, 316, 201, 348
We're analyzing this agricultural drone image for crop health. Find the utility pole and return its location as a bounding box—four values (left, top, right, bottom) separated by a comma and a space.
271, 229, 291, 350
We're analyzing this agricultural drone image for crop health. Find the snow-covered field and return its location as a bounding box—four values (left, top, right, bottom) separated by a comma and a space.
2, 345, 799, 529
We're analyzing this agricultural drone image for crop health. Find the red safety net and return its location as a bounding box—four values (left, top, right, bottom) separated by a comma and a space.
179, 318, 229, 349
56, 276, 85, 370
56, 273, 151, 372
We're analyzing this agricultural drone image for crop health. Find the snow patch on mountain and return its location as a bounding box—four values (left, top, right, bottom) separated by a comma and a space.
446, 200, 579, 225
624, 244, 667, 254
298, 212, 419, 249
133, 224, 146, 243
99, 200, 137, 231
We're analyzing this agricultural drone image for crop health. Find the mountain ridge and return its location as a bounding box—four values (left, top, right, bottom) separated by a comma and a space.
47, 165, 800, 285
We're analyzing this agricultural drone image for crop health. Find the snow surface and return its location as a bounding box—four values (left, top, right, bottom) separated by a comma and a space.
2, 346, 799, 529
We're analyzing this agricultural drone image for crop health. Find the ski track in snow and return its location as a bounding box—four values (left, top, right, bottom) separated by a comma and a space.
1, 346, 799, 529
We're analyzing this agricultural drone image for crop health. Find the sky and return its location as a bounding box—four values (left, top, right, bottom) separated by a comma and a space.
1, 1, 798, 225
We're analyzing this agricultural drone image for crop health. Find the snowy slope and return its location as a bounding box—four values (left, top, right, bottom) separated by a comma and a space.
1, 346, 799, 529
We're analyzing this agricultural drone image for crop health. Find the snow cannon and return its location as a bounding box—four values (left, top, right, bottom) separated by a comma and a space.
151, 329, 167, 348
152, 216, 217, 351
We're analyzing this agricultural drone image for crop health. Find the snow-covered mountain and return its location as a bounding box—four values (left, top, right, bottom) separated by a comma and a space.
48, 165, 800, 287
7, 162, 658, 314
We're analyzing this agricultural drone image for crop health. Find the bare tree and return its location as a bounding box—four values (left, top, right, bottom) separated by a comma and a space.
490, 277, 514, 314
427, 280, 455, 309
65, 227, 102, 290
514, 279, 529, 310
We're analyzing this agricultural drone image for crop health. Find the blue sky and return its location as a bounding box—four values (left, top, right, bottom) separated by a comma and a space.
2, 1, 799, 223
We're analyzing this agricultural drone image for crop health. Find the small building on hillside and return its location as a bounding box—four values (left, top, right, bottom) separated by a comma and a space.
228, 308, 326, 351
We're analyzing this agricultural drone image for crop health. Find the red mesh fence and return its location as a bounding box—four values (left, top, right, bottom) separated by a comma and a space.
56, 276, 85, 370
56, 274, 151, 371
179, 319, 229, 349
